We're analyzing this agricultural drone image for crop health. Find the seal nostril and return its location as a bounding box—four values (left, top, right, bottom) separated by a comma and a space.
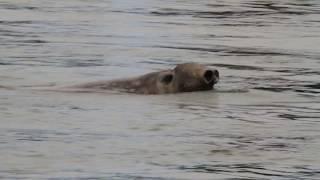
214, 69, 219, 78
203, 70, 214, 84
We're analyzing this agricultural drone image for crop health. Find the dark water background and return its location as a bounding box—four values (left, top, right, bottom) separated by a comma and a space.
0, 0, 320, 179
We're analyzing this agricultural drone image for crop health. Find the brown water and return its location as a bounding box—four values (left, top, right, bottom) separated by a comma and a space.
1, 0, 320, 179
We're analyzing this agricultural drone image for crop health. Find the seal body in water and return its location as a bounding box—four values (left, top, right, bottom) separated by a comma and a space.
63, 63, 219, 94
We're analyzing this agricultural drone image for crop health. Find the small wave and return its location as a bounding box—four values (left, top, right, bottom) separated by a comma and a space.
18, 40, 48, 43
0, 20, 33, 25
150, 1, 320, 19
208, 63, 264, 71
155, 45, 296, 57
0, 3, 37, 10
178, 163, 320, 179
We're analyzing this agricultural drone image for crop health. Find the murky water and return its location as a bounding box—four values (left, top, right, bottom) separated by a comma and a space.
1, 0, 320, 179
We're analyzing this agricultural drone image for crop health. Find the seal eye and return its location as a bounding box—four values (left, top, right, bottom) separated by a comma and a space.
160, 74, 173, 85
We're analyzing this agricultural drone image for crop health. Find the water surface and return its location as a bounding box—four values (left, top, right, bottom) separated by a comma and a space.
0, 0, 320, 179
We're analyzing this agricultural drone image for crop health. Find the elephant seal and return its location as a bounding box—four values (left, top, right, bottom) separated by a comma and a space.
65, 63, 219, 94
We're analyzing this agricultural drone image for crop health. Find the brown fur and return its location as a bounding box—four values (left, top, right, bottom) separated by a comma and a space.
65, 63, 219, 94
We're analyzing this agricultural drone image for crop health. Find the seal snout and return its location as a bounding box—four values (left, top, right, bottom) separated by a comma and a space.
203, 69, 219, 85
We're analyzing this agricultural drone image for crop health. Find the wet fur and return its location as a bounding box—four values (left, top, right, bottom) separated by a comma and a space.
62, 63, 219, 94
69, 70, 174, 94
